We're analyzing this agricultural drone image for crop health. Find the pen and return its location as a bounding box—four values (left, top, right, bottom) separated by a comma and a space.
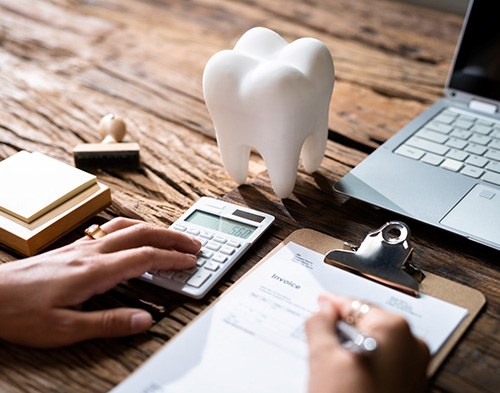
336, 320, 378, 354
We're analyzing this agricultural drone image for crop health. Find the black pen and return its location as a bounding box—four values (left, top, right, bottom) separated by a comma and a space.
336, 320, 378, 354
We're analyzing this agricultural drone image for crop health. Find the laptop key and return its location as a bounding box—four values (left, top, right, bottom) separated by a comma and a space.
453, 119, 474, 129
465, 155, 488, 168
450, 129, 472, 140
486, 161, 500, 174
471, 124, 492, 135
457, 113, 475, 122
491, 130, 500, 138
394, 145, 425, 160
421, 153, 444, 166
488, 139, 500, 150
469, 134, 491, 145
416, 129, 448, 144
406, 137, 449, 155
441, 158, 463, 172
446, 138, 467, 150
446, 149, 468, 161
476, 119, 494, 127
427, 122, 453, 134
482, 171, 500, 186
485, 149, 500, 162
460, 165, 484, 179
433, 114, 455, 125
465, 143, 487, 156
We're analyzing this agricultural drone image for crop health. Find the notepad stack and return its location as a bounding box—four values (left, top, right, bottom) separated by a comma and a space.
0, 151, 111, 256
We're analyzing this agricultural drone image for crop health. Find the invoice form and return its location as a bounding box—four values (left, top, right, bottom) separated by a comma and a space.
112, 242, 468, 393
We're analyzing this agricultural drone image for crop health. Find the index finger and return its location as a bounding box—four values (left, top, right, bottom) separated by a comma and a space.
100, 217, 145, 233
305, 297, 342, 352
60, 247, 197, 305
95, 222, 201, 255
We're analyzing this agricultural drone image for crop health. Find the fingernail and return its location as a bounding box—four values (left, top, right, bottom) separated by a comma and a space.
188, 254, 198, 264
192, 238, 202, 247
130, 312, 152, 332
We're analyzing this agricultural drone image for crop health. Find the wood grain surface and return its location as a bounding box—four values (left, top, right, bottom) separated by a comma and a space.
0, 0, 498, 392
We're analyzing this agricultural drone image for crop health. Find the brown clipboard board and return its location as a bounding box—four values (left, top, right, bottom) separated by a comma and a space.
116, 227, 487, 391
264, 228, 486, 376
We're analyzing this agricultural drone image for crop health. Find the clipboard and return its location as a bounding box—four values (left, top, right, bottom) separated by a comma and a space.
112, 225, 486, 392
270, 227, 486, 376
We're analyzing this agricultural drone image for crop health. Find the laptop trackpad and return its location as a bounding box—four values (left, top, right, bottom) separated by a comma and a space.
441, 184, 500, 246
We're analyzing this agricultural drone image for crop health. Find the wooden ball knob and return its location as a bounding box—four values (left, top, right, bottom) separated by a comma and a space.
99, 114, 127, 143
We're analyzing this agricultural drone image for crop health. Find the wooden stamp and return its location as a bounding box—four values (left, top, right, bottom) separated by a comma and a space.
73, 114, 140, 170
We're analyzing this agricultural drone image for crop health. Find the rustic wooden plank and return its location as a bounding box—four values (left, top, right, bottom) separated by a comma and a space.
0, 0, 462, 149
229, 0, 462, 63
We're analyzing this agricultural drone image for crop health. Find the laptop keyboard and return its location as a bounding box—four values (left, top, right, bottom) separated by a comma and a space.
395, 107, 500, 186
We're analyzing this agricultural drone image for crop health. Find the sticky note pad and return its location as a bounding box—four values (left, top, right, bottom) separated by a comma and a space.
0, 151, 97, 223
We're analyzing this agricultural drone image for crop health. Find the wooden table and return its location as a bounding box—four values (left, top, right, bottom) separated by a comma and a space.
0, 0, 498, 392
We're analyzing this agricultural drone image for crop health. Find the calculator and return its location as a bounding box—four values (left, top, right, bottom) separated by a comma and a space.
140, 197, 275, 298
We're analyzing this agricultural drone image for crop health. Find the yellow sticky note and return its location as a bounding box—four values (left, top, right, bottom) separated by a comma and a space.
0, 151, 96, 222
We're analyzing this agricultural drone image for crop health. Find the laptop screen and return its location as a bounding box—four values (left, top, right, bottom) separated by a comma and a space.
448, 0, 500, 102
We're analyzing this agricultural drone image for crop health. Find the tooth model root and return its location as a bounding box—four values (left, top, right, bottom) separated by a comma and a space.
301, 120, 329, 173
203, 27, 334, 199
260, 144, 302, 199
217, 141, 251, 185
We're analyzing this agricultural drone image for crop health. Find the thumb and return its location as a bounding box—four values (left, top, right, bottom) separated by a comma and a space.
53, 308, 152, 346
305, 295, 341, 352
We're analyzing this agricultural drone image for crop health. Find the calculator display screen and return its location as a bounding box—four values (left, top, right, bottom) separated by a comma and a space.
185, 210, 257, 239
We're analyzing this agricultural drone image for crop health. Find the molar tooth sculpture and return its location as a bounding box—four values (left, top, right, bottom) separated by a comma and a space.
203, 27, 334, 198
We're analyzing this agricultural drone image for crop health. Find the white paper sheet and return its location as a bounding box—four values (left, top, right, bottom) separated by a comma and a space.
112, 242, 468, 393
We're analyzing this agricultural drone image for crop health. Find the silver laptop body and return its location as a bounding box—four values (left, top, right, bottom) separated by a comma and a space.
334, 0, 500, 250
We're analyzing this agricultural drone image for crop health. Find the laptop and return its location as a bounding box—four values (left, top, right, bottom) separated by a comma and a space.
334, 0, 500, 250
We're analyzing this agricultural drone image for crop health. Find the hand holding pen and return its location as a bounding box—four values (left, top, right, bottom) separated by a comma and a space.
305, 294, 430, 393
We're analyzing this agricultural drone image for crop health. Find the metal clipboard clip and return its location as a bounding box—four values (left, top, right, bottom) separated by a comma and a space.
324, 221, 425, 297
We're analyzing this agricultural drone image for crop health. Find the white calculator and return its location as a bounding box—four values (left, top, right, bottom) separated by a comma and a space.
140, 197, 275, 298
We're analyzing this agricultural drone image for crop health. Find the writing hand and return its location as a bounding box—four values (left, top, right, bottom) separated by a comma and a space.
306, 293, 430, 393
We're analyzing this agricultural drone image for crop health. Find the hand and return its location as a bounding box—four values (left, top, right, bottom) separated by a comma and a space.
306, 293, 430, 393
0, 217, 201, 348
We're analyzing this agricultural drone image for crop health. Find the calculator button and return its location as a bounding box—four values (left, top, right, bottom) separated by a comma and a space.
187, 270, 212, 288
220, 246, 235, 255
173, 271, 192, 283
173, 224, 187, 232
158, 270, 175, 279
213, 236, 227, 244
196, 258, 209, 267
206, 242, 221, 251
184, 267, 198, 275
204, 261, 220, 271
227, 240, 241, 248
212, 254, 228, 264
187, 228, 201, 235
200, 231, 214, 240
198, 249, 214, 259
196, 238, 208, 246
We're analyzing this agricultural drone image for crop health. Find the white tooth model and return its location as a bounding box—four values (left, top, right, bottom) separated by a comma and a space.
203, 27, 334, 198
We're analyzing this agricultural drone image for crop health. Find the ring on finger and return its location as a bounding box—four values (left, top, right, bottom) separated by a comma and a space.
85, 224, 107, 240
346, 299, 370, 325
